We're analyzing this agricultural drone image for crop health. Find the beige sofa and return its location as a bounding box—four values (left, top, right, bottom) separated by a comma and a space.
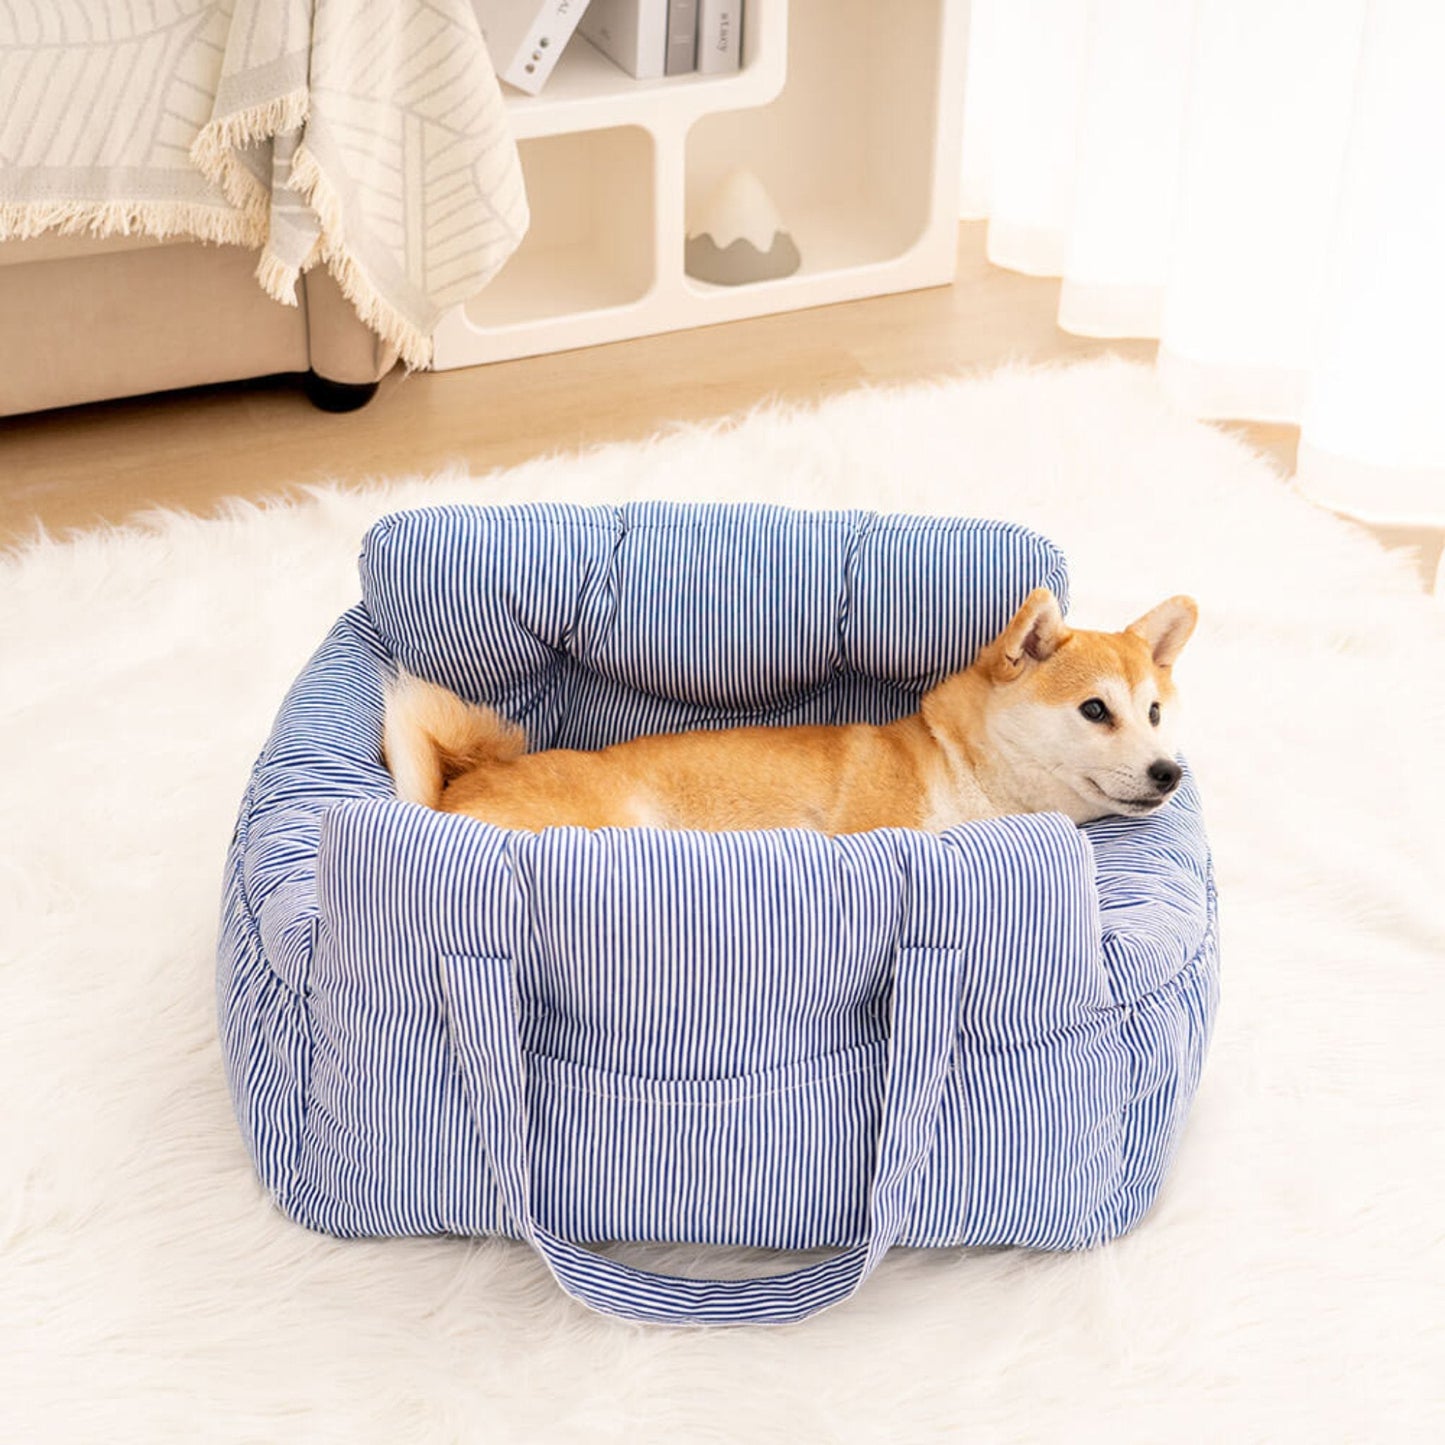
0, 233, 395, 417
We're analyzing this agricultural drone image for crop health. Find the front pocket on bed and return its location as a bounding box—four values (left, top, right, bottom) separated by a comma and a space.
524, 1043, 886, 1250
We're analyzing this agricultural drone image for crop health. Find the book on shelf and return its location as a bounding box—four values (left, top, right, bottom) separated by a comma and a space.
577, 0, 667, 80
697, 0, 741, 75
577, 0, 741, 82
666, 0, 698, 75
471, 0, 594, 96
666, 1, 698, 75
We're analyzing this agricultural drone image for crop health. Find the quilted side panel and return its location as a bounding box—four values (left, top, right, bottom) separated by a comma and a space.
904, 814, 1130, 1249
357, 502, 1070, 744
288, 802, 518, 1238
358, 502, 617, 734
1084, 772, 1220, 1237
285, 805, 1132, 1251
217, 607, 395, 1207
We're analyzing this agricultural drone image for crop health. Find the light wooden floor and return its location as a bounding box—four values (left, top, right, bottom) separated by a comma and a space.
0, 221, 1319, 548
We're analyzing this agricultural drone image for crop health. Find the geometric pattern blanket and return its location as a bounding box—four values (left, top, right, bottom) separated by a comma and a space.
0, 0, 529, 368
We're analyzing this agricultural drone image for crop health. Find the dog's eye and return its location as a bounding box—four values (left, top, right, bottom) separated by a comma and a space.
1079, 699, 1110, 724
1149, 702, 1161, 726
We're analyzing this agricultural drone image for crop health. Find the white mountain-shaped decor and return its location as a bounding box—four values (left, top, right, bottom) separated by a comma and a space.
685, 167, 801, 285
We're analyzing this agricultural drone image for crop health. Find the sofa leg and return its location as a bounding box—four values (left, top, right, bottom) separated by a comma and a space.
303, 371, 381, 413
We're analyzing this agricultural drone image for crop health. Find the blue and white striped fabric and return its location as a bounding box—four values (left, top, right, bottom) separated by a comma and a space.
218, 502, 1219, 1326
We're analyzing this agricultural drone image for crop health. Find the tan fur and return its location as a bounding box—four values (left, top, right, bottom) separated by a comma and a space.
382, 671, 525, 811
382, 589, 1198, 833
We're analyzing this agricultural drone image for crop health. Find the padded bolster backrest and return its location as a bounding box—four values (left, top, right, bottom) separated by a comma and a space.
359, 501, 1069, 725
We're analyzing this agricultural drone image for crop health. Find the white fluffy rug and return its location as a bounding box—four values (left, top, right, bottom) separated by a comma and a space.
3, 360, 1442, 1443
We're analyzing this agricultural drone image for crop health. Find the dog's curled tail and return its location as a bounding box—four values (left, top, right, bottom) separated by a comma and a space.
382, 673, 526, 810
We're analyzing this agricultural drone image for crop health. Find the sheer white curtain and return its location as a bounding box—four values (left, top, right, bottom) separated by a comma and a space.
960, 0, 1445, 529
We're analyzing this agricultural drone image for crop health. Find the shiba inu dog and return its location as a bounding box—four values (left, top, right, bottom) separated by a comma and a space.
383, 588, 1197, 833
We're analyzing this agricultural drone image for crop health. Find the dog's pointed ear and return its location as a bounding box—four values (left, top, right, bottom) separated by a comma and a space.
1127, 595, 1198, 666
992, 588, 1071, 678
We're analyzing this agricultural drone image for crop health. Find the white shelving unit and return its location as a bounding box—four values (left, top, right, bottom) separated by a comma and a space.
431, 0, 967, 369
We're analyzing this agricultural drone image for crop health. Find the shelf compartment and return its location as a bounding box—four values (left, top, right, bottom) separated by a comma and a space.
684, 0, 945, 287
458, 127, 656, 333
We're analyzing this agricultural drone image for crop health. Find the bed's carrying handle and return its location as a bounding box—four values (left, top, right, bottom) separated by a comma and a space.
441, 947, 965, 1327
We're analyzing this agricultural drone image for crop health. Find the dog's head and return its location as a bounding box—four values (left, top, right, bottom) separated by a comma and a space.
975, 588, 1198, 823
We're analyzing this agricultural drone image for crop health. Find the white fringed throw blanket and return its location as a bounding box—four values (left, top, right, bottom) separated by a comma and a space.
0, 0, 529, 367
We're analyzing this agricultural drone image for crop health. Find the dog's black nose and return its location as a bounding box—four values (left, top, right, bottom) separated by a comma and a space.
1148, 759, 1182, 793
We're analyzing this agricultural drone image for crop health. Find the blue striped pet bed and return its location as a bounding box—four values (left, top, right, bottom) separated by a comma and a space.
219, 501, 1218, 1327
